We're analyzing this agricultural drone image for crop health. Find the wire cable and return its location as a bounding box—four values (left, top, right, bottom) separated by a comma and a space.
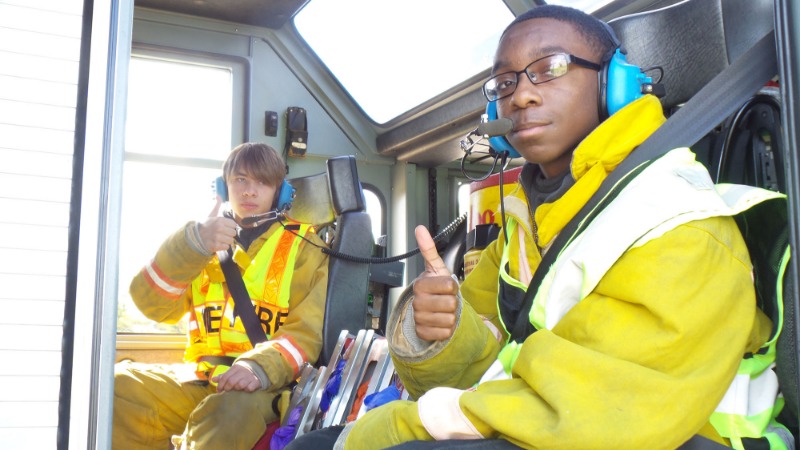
497, 152, 510, 244
278, 213, 468, 265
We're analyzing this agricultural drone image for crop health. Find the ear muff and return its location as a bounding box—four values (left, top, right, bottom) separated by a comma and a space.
597, 23, 654, 119
485, 101, 521, 158
599, 48, 655, 119
214, 176, 229, 202
275, 179, 296, 212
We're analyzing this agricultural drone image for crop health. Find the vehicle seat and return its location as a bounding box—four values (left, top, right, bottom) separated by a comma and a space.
284, 155, 374, 366
320, 156, 373, 365
252, 156, 373, 449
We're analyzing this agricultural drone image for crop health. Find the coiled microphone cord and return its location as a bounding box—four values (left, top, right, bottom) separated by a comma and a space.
278, 213, 467, 264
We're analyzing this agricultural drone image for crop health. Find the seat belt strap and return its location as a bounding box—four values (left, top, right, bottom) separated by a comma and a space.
217, 247, 268, 346
677, 434, 732, 450
510, 29, 777, 342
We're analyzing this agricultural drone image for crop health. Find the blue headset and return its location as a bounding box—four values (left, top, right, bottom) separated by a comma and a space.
486, 21, 655, 158
274, 179, 296, 212
215, 176, 295, 212
485, 100, 520, 157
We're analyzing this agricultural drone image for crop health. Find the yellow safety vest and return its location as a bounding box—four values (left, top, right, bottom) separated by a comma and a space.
184, 223, 310, 377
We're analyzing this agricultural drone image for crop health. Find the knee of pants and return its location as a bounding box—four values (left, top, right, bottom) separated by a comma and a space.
191, 390, 277, 428
114, 364, 138, 393
186, 390, 278, 448
113, 362, 170, 404
113, 364, 161, 439
114, 364, 152, 407
112, 394, 169, 450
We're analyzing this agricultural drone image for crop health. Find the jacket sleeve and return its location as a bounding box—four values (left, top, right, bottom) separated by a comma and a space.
129, 222, 211, 323
238, 230, 329, 391
347, 216, 773, 449
387, 235, 508, 399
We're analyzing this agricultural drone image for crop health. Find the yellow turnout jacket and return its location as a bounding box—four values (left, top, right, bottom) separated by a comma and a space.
360, 96, 773, 449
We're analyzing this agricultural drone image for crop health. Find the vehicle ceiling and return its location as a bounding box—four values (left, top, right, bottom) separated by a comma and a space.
133, 0, 688, 167
134, 0, 309, 29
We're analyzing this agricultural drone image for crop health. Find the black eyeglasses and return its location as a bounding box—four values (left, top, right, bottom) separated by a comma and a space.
483, 53, 601, 102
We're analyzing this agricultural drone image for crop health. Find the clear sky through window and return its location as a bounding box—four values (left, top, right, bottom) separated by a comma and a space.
295, 0, 616, 124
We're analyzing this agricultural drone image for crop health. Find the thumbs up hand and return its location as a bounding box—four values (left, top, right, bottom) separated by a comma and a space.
197, 196, 238, 253
411, 225, 459, 341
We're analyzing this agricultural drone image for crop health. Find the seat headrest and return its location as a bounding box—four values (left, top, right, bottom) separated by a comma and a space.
283, 172, 335, 226
281, 156, 366, 226
326, 155, 366, 215
609, 0, 774, 111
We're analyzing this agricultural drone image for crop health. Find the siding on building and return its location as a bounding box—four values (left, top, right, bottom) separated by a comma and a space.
0, 0, 83, 448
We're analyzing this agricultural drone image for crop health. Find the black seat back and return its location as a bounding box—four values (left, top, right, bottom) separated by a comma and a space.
320, 156, 373, 365
286, 156, 374, 366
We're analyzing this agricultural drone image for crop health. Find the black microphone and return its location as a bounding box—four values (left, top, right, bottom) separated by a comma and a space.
477, 118, 513, 138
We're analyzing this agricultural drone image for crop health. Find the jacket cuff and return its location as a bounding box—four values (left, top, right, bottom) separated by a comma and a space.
417, 387, 483, 440
388, 275, 463, 363
185, 221, 214, 257
233, 359, 272, 390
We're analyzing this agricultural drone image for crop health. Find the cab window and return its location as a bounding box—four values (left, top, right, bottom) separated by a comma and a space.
117, 50, 243, 334
362, 186, 385, 244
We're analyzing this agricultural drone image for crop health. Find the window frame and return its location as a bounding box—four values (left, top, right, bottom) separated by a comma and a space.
115, 46, 248, 338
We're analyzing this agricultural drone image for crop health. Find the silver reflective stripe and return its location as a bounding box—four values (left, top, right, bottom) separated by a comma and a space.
531, 148, 756, 330
715, 368, 779, 416
417, 387, 483, 440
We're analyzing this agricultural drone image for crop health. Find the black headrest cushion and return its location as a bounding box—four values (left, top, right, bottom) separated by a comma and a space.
609, 0, 774, 111
326, 155, 366, 215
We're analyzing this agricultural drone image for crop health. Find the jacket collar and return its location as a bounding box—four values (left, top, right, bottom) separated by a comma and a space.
504, 95, 666, 246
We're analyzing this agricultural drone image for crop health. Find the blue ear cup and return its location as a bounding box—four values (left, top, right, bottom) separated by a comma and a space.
602, 48, 654, 118
214, 176, 229, 202
275, 179, 296, 212
485, 101, 521, 158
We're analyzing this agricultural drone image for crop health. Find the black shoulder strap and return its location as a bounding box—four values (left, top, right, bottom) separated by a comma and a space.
510, 30, 777, 343
217, 247, 268, 346
677, 434, 731, 450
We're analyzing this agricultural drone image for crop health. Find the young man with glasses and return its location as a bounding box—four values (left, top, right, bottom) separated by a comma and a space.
287, 5, 787, 449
